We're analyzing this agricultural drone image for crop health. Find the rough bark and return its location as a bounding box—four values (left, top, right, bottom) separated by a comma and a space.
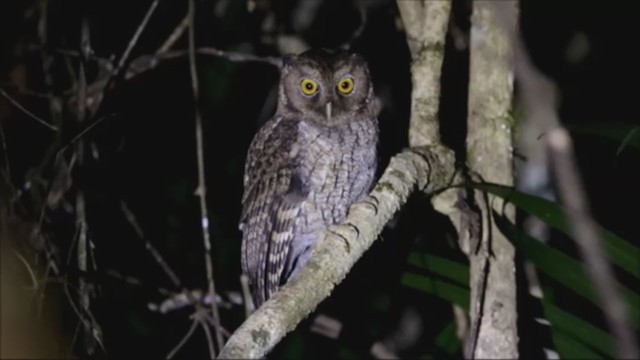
397, 0, 451, 146
465, 1, 519, 358
217, 146, 457, 359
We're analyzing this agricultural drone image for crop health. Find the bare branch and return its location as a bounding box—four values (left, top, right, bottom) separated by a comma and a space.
201, 321, 217, 360
167, 319, 199, 359
0, 120, 10, 179
156, 12, 191, 54
111, 0, 159, 83
188, 0, 224, 353
492, 2, 639, 359
147, 289, 242, 314
217, 146, 457, 359
76, 190, 99, 354
0, 87, 58, 131
120, 200, 182, 288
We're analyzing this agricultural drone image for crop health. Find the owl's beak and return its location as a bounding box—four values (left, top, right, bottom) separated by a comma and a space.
325, 102, 333, 121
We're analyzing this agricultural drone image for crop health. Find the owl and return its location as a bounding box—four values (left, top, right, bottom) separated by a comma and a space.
239, 48, 380, 308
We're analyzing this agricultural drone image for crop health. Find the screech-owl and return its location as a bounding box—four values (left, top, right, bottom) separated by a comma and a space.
239, 48, 380, 308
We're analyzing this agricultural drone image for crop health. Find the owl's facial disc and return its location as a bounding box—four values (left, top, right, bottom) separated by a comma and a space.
277, 49, 375, 124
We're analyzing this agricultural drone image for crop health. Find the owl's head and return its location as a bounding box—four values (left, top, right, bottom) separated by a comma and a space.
276, 48, 377, 126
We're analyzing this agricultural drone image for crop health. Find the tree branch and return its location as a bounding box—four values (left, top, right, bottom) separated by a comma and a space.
492, 2, 639, 358
0, 87, 58, 132
397, 0, 451, 146
464, 2, 518, 358
217, 146, 457, 359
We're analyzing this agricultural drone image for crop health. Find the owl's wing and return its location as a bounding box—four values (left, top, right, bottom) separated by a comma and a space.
240, 117, 306, 306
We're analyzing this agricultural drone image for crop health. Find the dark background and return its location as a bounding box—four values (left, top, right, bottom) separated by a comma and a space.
0, 0, 638, 358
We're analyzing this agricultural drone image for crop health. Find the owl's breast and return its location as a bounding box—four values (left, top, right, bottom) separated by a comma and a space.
296, 119, 378, 230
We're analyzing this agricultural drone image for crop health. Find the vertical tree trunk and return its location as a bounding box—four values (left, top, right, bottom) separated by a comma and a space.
465, 1, 519, 358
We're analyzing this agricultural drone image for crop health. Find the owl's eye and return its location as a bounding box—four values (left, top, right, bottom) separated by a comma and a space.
337, 77, 354, 94
300, 79, 319, 95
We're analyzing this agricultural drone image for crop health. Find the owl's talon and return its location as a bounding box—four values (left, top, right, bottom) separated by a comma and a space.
362, 195, 379, 215
328, 228, 351, 253
345, 222, 360, 239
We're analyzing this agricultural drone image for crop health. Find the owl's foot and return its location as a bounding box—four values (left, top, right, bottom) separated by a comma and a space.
361, 194, 380, 215
327, 223, 360, 254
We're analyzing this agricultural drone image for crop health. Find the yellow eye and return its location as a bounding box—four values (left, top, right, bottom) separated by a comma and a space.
300, 79, 318, 95
337, 77, 354, 94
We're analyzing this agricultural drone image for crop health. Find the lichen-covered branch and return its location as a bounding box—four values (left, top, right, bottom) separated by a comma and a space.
217, 146, 456, 359
397, 0, 451, 146
396, 0, 474, 247
465, 1, 518, 358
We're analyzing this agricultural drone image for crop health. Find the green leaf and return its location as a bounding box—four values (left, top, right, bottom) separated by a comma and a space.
552, 331, 604, 359
434, 322, 461, 356
338, 346, 360, 360
543, 299, 615, 358
566, 122, 640, 154
617, 127, 640, 156
494, 215, 640, 327
407, 252, 469, 286
470, 182, 640, 279
401, 273, 469, 310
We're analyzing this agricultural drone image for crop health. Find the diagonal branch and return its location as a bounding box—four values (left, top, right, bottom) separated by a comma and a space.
217, 146, 457, 359
0, 87, 58, 131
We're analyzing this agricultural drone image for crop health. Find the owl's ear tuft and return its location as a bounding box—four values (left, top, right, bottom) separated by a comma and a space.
281, 54, 298, 69
349, 52, 366, 64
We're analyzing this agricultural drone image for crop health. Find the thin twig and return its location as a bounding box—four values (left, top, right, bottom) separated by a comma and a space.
103, 269, 173, 297
62, 274, 104, 352
156, 12, 191, 54
51, 48, 114, 73
147, 289, 240, 314
192, 47, 281, 67
0, 119, 10, 179
110, 0, 159, 83
0, 87, 58, 131
108, 47, 280, 89
34, 0, 64, 179
78, 16, 90, 124
166, 319, 199, 359
188, 0, 224, 353
201, 321, 217, 360
57, 113, 115, 156
125, 47, 281, 77
204, 315, 232, 339
492, 3, 639, 359
63, 45, 280, 110
93, 0, 159, 115
76, 22, 91, 353
120, 200, 182, 288
76, 191, 98, 353
13, 250, 39, 290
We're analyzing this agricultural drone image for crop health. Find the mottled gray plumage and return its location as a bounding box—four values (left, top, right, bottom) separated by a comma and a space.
240, 48, 379, 308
